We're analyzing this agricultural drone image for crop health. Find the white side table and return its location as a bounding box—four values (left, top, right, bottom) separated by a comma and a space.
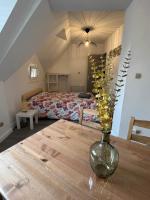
16, 110, 38, 130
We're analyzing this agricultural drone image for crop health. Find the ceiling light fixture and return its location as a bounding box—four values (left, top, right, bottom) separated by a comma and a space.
84, 40, 90, 47
78, 26, 96, 47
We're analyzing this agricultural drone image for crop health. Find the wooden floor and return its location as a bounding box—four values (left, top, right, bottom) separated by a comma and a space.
0, 119, 57, 153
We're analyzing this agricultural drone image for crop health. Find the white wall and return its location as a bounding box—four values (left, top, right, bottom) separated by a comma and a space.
104, 25, 124, 53
112, 0, 150, 138
47, 43, 104, 91
104, 25, 124, 89
4, 54, 45, 126
48, 26, 124, 91
0, 81, 12, 142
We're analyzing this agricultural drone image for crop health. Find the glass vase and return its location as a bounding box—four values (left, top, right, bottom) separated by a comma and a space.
89, 132, 119, 178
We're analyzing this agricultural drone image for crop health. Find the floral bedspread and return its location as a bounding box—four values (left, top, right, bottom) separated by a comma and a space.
28, 92, 98, 121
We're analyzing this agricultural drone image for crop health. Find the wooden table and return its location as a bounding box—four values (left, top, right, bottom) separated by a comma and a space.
0, 120, 149, 200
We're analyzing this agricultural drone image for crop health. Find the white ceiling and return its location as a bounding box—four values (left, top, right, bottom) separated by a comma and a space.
0, 0, 128, 80
38, 11, 124, 68
37, 12, 71, 69
68, 11, 124, 43
49, 0, 132, 11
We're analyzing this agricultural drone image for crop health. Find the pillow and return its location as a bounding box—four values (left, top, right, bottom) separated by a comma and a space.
78, 93, 91, 99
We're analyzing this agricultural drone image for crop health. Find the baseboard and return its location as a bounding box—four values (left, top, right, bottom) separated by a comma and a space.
10, 121, 16, 129
0, 128, 13, 143
0, 121, 15, 143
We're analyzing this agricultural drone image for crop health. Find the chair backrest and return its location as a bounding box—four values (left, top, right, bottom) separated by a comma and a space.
79, 108, 100, 130
128, 117, 150, 145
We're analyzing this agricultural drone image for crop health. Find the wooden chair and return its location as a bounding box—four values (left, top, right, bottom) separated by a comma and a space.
128, 117, 150, 145
79, 108, 101, 130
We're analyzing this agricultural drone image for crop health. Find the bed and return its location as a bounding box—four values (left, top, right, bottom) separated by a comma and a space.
28, 92, 98, 121
22, 89, 98, 121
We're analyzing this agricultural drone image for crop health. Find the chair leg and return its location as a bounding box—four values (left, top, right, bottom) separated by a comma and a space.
79, 108, 83, 125
35, 113, 38, 124
30, 116, 34, 130
127, 117, 135, 140
16, 116, 21, 129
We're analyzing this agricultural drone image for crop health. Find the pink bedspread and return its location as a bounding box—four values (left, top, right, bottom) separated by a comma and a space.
28, 92, 98, 121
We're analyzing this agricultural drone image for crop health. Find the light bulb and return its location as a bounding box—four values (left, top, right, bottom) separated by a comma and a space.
85, 40, 90, 47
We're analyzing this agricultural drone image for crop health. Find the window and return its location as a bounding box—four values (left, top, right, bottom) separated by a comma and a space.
0, 0, 17, 32
29, 65, 40, 79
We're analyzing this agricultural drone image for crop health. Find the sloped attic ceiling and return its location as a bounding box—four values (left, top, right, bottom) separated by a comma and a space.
37, 11, 124, 68
0, 0, 129, 80
37, 0, 130, 68
0, 0, 17, 32
37, 12, 70, 70
49, 0, 132, 10
0, 0, 71, 81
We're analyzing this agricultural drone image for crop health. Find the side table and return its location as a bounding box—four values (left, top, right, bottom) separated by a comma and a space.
16, 110, 38, 130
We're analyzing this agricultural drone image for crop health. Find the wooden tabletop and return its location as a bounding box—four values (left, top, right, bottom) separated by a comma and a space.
0, 119, 150, 200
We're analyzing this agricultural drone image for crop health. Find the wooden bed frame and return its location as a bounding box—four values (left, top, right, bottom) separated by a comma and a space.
21, 88, 43, 102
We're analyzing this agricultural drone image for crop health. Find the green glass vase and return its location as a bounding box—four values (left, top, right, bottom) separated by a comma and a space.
89, 132, 119, 178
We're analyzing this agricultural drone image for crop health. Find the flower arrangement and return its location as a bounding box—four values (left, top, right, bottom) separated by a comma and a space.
89, 50, 131, 134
